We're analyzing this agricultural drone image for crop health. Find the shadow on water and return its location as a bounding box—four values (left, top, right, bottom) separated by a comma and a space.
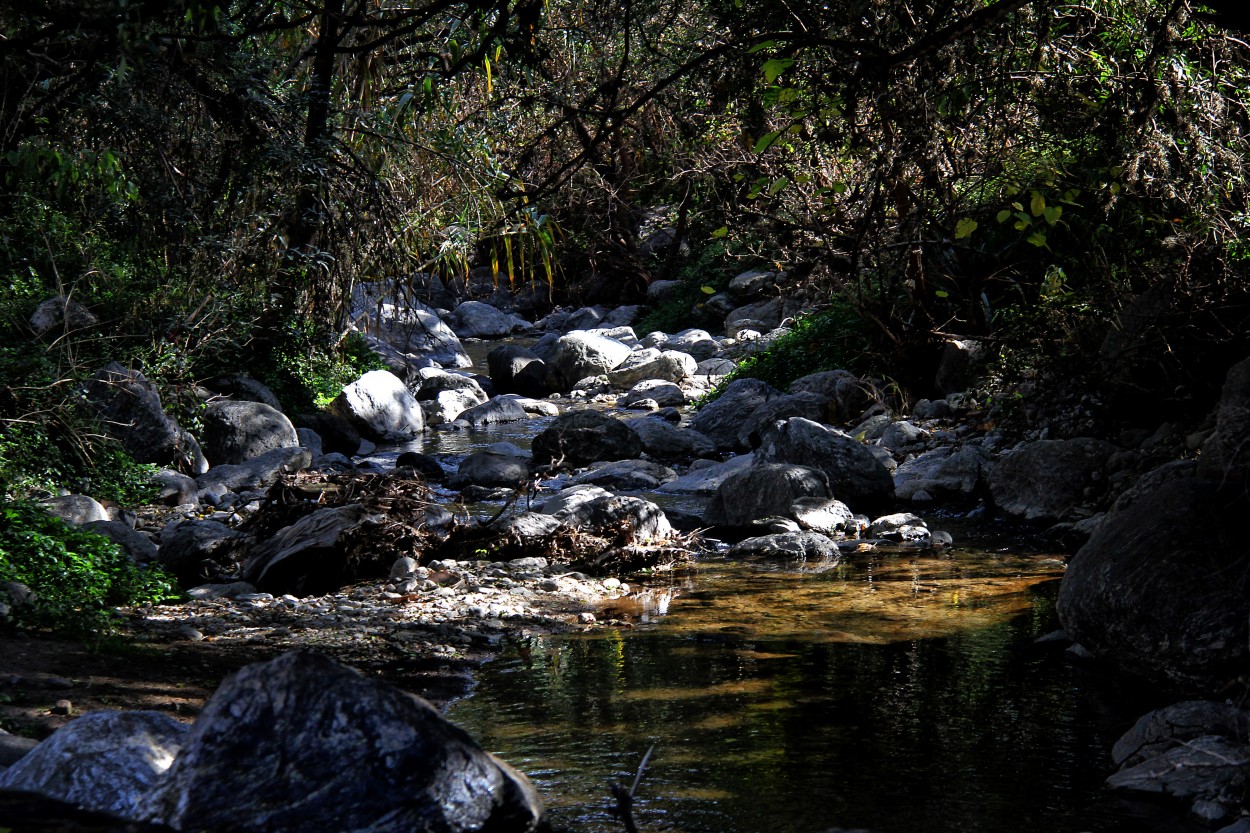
448, 549, 1187, 833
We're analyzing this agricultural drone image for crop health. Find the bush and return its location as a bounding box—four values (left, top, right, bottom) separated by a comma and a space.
0, 500, 179, 636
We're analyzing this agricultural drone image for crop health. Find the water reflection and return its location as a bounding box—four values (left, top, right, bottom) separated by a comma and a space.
449, 551, 1172, 833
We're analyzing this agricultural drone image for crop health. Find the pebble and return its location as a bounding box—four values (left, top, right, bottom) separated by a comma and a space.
51, 700, 72, 716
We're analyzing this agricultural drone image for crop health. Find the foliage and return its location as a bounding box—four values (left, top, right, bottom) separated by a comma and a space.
0, 500, 179, 637
251, 330, 390, 414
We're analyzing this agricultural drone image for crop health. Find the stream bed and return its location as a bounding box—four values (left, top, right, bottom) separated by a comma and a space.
448, 543, 1177, 833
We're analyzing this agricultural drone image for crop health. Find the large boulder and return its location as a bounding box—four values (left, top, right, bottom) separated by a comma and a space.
1199, 355, 1250, 490
204, 374, 283, 410
657, 453, 756, 496
540, 486, 672, 542
241, 505, 383, 595
547, 332, 632, 389
446, 300, 526, 339
987, 437, 1116, 523
758, 417, 894, 515
702, 462, 831, 528
157, 519, 239, 585
294, 412, 362, 457
531, 409, 642, 469
665, 329, 721, 360
458, 396, 530, 427
727, 531, 841, 561
605, 349, 697, 388
487, 344, 544, 394
619, 380, 687, 409
139, 652, 545, 833
789, 370, 880, 424
330, 370, 425, 441
452, 445, 532, 490
892, 445, 989, 503
688, 378, 781, 451
0, 711, 185, 820
414, 370, 489, 425
570, 459, 676, 491
84, 362, 202, 473
736, 391, 831, 449
201, 400, 299, 466
30, 295, 99, 337
629, 417, 717, 461
350, 288, 470, 367
84, 520, 159, 564
42, 494, 110, 526
1057, 476, 1250, 690
195, 447, 312, 496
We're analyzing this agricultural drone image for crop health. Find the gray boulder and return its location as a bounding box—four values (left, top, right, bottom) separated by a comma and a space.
350, 290, 470, 367
30, 295, 98, 336
548, 332, 632, 388
205, 374, 283, 410
241, 504, 379, 595
420, 386, 489, 425
330, 370, 425, 440
1057, 477, 1250, 689
42, 494, 110, 526
452, 446, 532, 490
195, 447, 312, 495
736, 391, 831, 449
629, 417, 717, 461
446, 300, 526, 339
867, 512, 930, 542
84, 362, 200, 472
727, 269, 780, 300
202, 400, 299, 466
540, 486, 672, 542
789, 370, 879, 424
689, 378, 781, 451
606, 349, 697, 387
158, 519, 239, 585
0, 711, 185, 820
531, 409, 642, 469
987, 437, 1116, 523
791, 498, 856, 535
1200, 355, 1250, 490
1112, 701, 1250, 768
458, 396, 530, 427
1106, 735, 1250, 803
139, 652, 545, 833
83, 520, 159, 564
619, 380, 687, 408
727, 531, 841, 561
893, 446, 988, 503
666, 329, 721, 360
487, 344, 546, 395
759, 417, 895, 515
570, 459, 676, 491
657, 453, 756, 495
703, 462, 831, 528
153, 469, 199, 506
294, 412, 362, 457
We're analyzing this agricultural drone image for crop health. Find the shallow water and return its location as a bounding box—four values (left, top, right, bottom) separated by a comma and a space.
448, 547, 1180, 833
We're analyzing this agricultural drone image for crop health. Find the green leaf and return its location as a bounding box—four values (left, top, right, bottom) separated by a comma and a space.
1030, 191, 1046, 217
935, 289, 950, 298
954, 218, 978, 239
830, 181, 848, 194
700, 285, 717, 295
767, 177, 789, 196
1027, 230, 1049, 247
753, 131, 782, 153
747, 40, 777, 54
762, 58, 794, 84
996, 209, 1012, 223
1043, 205, 1063, 225
710, 226, 728, 239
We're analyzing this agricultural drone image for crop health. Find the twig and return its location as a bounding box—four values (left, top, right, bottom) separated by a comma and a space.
609, 744, 654, 833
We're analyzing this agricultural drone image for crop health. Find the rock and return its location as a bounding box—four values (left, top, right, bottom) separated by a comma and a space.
570, 459, 676, 491
1200, 356, 1250, 490
934, 338, 984, 395
414, 368, 489, 402
585, 325, 638, 346
666, 328, 721, 360
83, 521, 158, 563
84, 363, 198, 472
488, 344, 543, 394
531, 410, 642, 469
205, 374, 283, 410
241, 505, 377, 595
604, 305, 643, 327
452, 446, 532, 490
42, 494, 110, 526
695, 357, 736, 377
296, 427, 323, 457
446, 300, 526, 339
138, 652, 544, 833
330, 370, 425, 440
724, 298, 795, 334
790, 498, 856, 535
867, 512, 930, 541
158, 519, 238, 585
0, 711, 185, 820
458, 395, 530, 427
629, 417, 717, 461
736, 391, 831, 449
0, 735, 38, 768
877, 420, 930, 453
152, 469, 198, 506
1106, 735, 1250, 801
619, 379, 687, 408
987, 437, 1116, 523
606, 349, 697, 387
1057, 477, 1250, 689
892, 446, 987, 504
727, 269, 780, 299
703, 462, 831, 528
30, 295, 99, 336
201, 400, 299, 466
395, 451, 445, 481
658, 453, 756, 495
1112, 701, 1250, 768
349, 289, 471, 367
646, 280, 681, 303
759, 417, 895, 515
564, 306, 607, 331
728, 531, 841, 561
689, 378, 781, 451
789, 370, 879, 424
548, 332, 632, 389
540, 487, 672, 542
498, 512, 567, 540
195, 447, 312, 495
293, 412, 362, 457
420, 385, 489, 425
185, 582, 258, 601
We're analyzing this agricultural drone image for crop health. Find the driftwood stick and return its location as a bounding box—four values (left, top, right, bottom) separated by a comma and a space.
610, 744, 655, 833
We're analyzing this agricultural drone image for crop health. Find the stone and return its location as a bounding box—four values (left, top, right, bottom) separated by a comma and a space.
531, 409, 642, 469
241, 505, 378, 595
759, 417, 895, 515
666, 328, 722, 360
629, 417, 717, 461
606, 350, 697, 387
646, 280, 681, 303
488, 344, 544, 394
619, 380, 686, 408
789, 370, 879, 424
728, 531, 841, 561
446, 300, 526, 339
139, 652, 545, 833
205, 374, 283, 410
0, 710, 185, 820
395, 451, 445, 481
1112, 701, 1250, 768
201, 399, 299, 466
0, 734, 38, 767
934, 338, 984, 395
349, 289, 471, 367
330, 370, 425, 440
702, 462, 831, 528
877, 420, 930, 453
987, 437, 1116, 523
892, 446, 988, 504
195, 447, 312, 495
83, 521, 159, 564
42, 494, 110, 526
688, 378, 781, 451
452, 447, 532, 490
458, 396, 529, 427
1106, 735, 1250, 801
158, 519, 238, 585
153, 469, 198, 507
736, 391, 831, 449
570, 459, 676, 491
657, 453, 756, 495
84, 362, 198, 472
29, 295, 99, 336
293, 412, 362, 457
296, 427, 323, 457
791, 497, 856, 535
1200, 356, 1250, 491
727, 269, 780, 299
867, 512, 930, 541
547, 332, 632, 389
1057, 477, 1250, 689
696, 357, 736, 377
540, 487, 672, 543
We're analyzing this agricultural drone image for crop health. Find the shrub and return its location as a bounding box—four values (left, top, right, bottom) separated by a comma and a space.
0, 500, 179, 636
